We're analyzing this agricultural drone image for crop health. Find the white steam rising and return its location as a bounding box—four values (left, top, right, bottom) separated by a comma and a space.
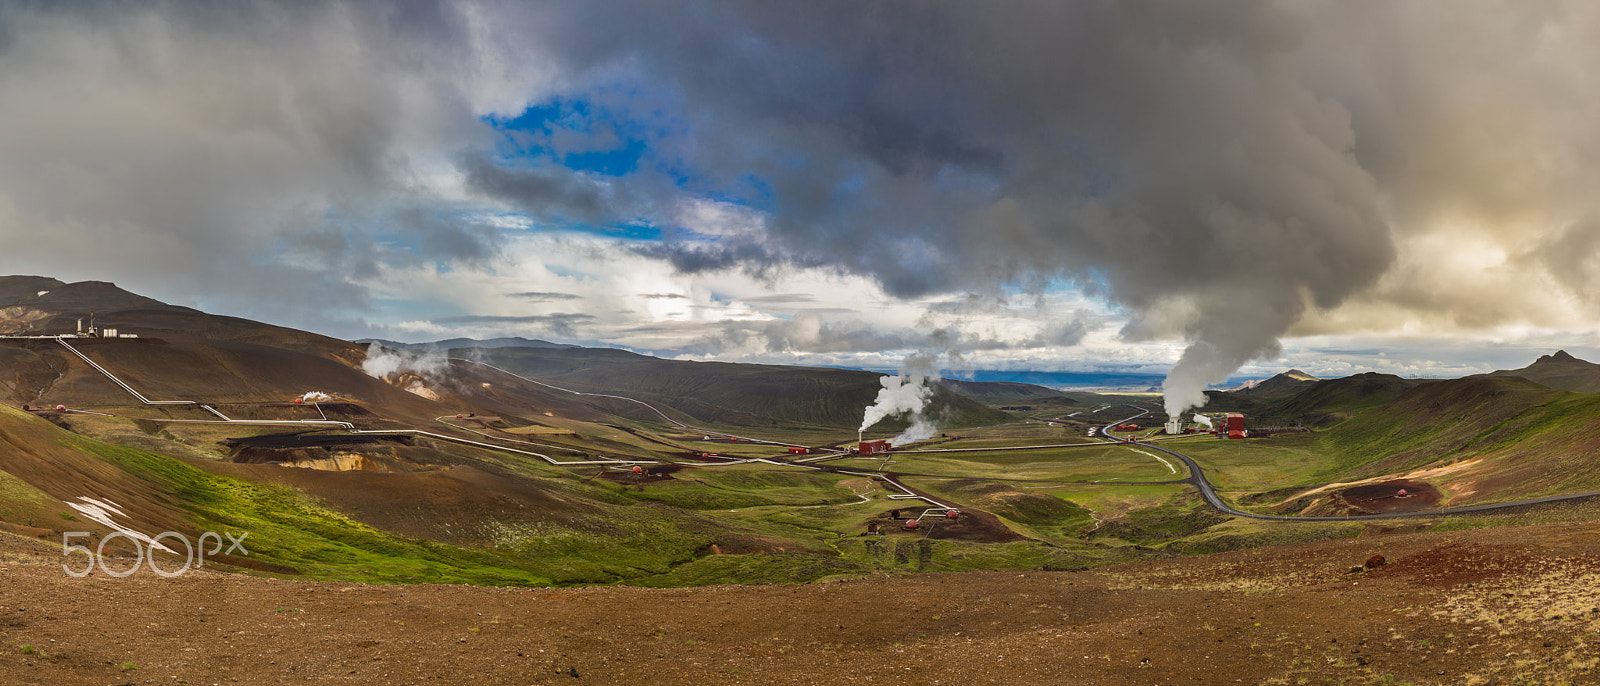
360, 343, 449, 381
300, 391, 333, 402
1192, 414, 1213, 430
892, 415, 940, 447
859, 352, 941, 446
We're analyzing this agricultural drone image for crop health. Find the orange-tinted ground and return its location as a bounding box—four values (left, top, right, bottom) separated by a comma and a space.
6, 520, 1600, 686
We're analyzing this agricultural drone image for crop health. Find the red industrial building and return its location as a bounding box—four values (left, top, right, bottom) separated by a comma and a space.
786, 446, 809, 455
1226, 413, 1245, 439
858, 439, 892, 455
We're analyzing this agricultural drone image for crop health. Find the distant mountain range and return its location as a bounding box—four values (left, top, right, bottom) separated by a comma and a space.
958, 370, 1167, 390
354, 336, 580, 351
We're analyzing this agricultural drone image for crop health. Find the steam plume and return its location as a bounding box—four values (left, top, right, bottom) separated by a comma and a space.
859, 352, 940, 446
360, 343, 449, 380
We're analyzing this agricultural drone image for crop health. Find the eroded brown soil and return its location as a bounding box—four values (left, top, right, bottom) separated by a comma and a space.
1340, 479, 1441, 514
6, 520, 1600, 685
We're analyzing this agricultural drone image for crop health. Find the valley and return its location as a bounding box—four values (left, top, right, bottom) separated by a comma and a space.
6, 278, 1600, 683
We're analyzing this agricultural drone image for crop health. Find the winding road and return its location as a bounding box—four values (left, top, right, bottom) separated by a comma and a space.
45, 334, 1600, 524
1099, 405, 1600, 522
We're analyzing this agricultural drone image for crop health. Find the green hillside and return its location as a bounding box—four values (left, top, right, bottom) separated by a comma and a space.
1304, 376, 1560, 478
1484, 350, 1600, 393
1262, 372, 1425, 425
1204, 375, 1600, 509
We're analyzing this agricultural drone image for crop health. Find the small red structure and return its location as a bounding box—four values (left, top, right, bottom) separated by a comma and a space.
456, 413, 463, 419
858, 439, 892, 455
904, 519, 920, 530
1226, 413, 1245, 439
1397, 488, 1408, 497
293, 398, 303, 404
786, 446, 809, 455
631, 466, 644, 474
55, 404, 66, 412
944, 510, 960, 520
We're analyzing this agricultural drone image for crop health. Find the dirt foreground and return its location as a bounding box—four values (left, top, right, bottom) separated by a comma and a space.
5, 522, 1600, 686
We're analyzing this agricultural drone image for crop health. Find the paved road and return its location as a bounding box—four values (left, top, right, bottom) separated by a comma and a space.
1106, 405, 1600, 522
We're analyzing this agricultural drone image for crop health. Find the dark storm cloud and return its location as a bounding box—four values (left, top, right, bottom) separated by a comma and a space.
454, 1, 1400, 405
5, 0, 1600, 394
0, 0, 488, 330
486, 0, 1600, 413
459, 151, 625, 226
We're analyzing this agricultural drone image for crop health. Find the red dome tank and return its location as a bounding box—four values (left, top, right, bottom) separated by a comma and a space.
293, 398, 303, 404
631, 466, 644, 474
55, 404, 66, 412
945, 510, 960, 520
904, 519, 920, 530
456, 414, 463, 419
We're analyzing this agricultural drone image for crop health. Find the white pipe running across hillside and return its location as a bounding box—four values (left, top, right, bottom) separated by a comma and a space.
349, 428, 653, 467
836, 470, 950, 509
53, 337, 354, 428
433, 416, 589, 455
54, 337, 194, 406
450, 358, 810, 449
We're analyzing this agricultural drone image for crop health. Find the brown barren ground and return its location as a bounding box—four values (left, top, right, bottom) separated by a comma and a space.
1339, 479, 1442, 514
6, 521, 1600, 685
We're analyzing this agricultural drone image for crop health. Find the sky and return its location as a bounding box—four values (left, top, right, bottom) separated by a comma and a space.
2, 1, 1600, 412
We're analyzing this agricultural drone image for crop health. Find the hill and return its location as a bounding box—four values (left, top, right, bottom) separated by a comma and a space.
0, 276, 356, 360
1236, 368, 1319, 402
459, 346, 1011, 431
963, 369, 1166, 389
355, 336, 579, 350
1483, 349, 1600, 392
0, 276, 188, 316
1263, 372, 1424, 425
937, 378, 1098, 404
1219, 373, 1600, 516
